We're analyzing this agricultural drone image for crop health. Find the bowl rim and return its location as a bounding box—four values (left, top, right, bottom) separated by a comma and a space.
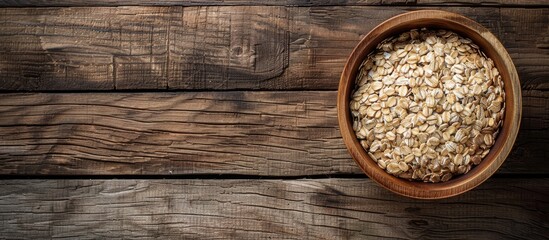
337, 10, 522, 199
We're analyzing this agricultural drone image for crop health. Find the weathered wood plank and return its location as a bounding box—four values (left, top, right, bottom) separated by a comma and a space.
0, 0, 383, 7
0, 91, 547, 175
0, 0, 545, 7
0, 178, 547, 239
0, 7, 171, 90
0, 7, 547, 90
168, 6, 290, 90
416, 0, 548, 6
0, 91, 352, 175
289, 7, 549, 90
499, 8, 549, 90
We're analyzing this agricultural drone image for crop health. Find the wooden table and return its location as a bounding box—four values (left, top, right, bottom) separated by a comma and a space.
0, 1, 548, 239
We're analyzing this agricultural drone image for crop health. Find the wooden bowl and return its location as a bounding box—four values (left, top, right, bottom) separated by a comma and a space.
337, 10, 522, 199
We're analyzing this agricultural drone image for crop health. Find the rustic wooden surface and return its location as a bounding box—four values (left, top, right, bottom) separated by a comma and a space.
0, 2, 548, 239
0, 7, 547, 90
0, 179, 547, 239
0, 91, 547, 175
0, 0, 547, 7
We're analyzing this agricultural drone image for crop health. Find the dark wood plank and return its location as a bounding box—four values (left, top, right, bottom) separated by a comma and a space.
499, 8, 549, 90
0, 7, 547, 90
0, 91, 547, 175
0, 178, 547, 239
0, 0, 545, 7
416, 0, 548, 6
289, 7, 549, 90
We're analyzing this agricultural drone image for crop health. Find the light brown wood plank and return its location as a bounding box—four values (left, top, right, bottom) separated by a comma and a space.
0, 178, 547, 239
0, 0, 383, 7
168, 6, 290, 90
0, 7, 547, 90
0, 91, 547, 175
0, 7, 171, 90
0, 91, 353, 175
0, 0, 545, 7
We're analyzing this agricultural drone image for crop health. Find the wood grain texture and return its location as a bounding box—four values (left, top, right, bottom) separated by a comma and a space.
0, 7, 171, 90
0, 0, 384, 7
0, 7, 547, 90
0, 91, 353, 175
0, 178, 547, 239
0, 0, 546, 7
168, 6, 290, 90
416, 0, 549, 6
500, 8, 549, 90
0, 91, 546, 176
290, 7, 549, 90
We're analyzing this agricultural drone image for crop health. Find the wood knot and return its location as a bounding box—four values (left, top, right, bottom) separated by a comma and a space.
231, 46, 243, 55
408, 219, 429, 227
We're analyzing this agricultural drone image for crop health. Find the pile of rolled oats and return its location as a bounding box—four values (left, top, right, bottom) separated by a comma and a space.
350, 28, 505, 183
